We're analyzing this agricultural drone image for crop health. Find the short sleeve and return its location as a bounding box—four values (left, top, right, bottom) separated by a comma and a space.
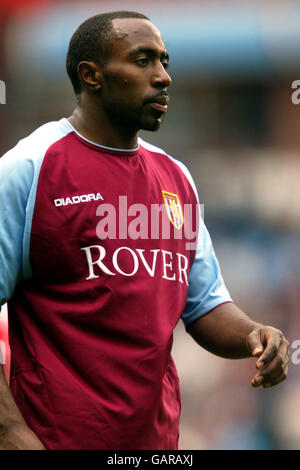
0, 149, 33, 307
152, 149, 233, 330
181, 216, 232, 329
0, 119, 72, 309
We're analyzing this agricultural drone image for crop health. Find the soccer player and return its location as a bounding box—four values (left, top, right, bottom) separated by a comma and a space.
0, 11, 289, 450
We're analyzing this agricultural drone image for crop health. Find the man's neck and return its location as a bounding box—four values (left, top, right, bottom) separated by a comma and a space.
67, 105, 139, 150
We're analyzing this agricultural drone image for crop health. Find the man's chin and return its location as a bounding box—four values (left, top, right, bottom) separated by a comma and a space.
141, 117, 163, 132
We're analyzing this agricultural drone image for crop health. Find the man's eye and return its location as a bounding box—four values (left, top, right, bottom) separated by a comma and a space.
136, 58, 149, 66
162, 61, 169, 69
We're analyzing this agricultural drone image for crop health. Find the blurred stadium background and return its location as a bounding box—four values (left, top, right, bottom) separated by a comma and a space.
1, 0, 300, 450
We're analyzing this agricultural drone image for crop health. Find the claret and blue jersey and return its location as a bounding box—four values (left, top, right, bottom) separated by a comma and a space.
0, 118, 231, 449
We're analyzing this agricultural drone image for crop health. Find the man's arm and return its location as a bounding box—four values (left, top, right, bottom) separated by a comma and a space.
187, 302, 290, 388
0, 364, 46, 449
0, 148, 47, 449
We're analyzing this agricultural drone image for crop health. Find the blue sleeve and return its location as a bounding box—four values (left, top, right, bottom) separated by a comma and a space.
0, 148, 34, 307
181, 217, 232, 329
0, 120, 72, 309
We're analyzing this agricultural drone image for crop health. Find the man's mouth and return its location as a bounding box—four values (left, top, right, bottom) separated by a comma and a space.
146, 94, 169, 113
148, 102, 168, 112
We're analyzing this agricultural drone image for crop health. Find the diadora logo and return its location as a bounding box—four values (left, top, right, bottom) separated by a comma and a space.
54, 193, 103, 207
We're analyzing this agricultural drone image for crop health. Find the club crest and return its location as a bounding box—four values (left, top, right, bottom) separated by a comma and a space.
162, 191, 184, 229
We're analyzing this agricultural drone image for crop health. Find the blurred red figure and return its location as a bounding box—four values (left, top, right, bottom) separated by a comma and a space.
0, 306, 10, 383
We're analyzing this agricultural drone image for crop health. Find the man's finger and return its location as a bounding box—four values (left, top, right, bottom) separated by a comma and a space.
263, 374, 287, 388
251, 375, 264, 387
251, 326, 284, 369
246, 329, 264, 357
251, 342, 289, 387
256, 329, 285, 368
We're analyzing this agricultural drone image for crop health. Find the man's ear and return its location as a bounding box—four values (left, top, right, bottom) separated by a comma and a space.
77, 61, 102, 92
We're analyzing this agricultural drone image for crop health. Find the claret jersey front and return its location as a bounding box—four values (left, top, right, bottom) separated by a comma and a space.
0, 118, 231, 450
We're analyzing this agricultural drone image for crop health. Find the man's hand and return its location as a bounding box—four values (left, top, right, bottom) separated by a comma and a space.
188, 303, 290, 388
246, 326, 290, 388
0, 422, 46, 450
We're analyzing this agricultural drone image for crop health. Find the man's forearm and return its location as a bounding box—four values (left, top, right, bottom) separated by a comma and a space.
0, 364, 46, 449
187, 302, 261, 359
0, 364, 28, 430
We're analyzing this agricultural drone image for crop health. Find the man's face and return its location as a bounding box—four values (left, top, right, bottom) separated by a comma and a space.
99, 18, 172, 132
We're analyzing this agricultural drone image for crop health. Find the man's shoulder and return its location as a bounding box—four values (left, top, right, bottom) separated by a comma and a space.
138, 137, 188, 172
1, 118, 71, 166
0, 119, 72, 195
138, 137, 199, 200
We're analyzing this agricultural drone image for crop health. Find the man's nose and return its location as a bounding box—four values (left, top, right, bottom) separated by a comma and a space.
152, 63, 172, 88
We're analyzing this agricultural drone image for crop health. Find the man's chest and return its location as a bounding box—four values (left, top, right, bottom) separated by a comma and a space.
29, 146, 197, 287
